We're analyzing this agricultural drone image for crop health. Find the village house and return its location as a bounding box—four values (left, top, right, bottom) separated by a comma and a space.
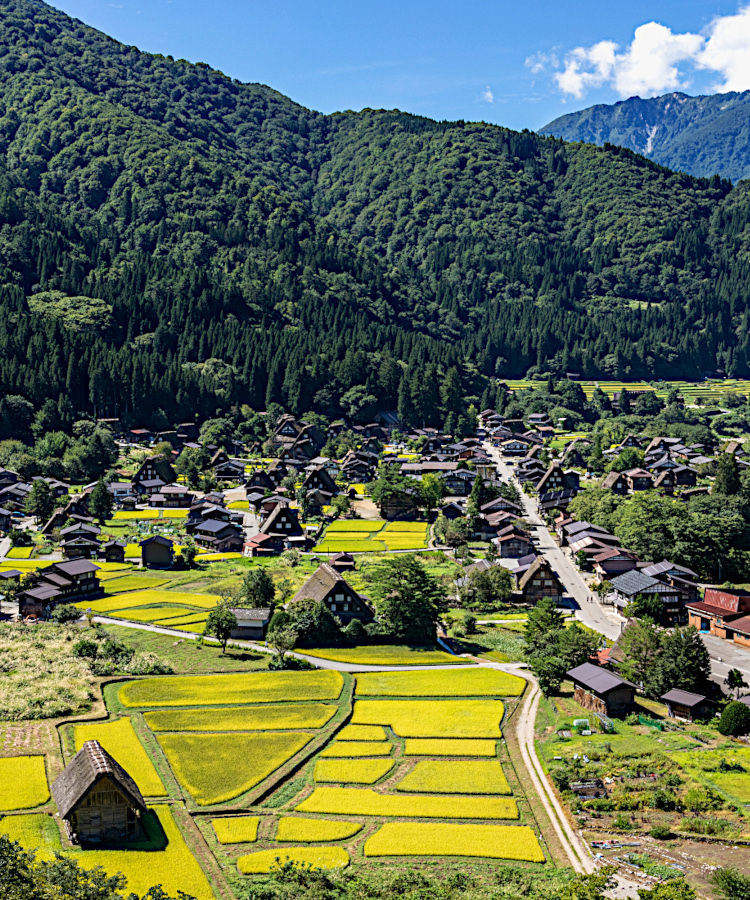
494, 527, 533, 559
517, 557, 564, 604
302, 466, 338, 495
289, 563, 373, 623
140, 535, 174, 569
191, 518, 244, 552
686, 587, 750, 638
593, 548, 640, 579
257, 503, 307, 551
623, 468, 654, 492
52, 740, 147, 844
567, 663, 636, 717
600, 471, 629, 495
131, 457, 176, 492
19, 559, 102, 618
608, 569, 687, 625
229, 608, 273, 640
149, 484, 194, 508
98, 540, 126, 563
328, 552, 356, 573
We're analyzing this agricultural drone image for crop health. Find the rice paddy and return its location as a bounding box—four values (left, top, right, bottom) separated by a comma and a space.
302, 646, 467, 666
119, 670, 344, 708
355, 669, 525, 697
336, 725, 388, 741
396, 760, 511, 794
314, 758, 394, 784
316, 519, 430, 552
212, 816, 260, 844
144, 703, 337, 732
0, 757, 49, 810
73, 717, 167, 797
0, 813, 61, 859
275, 818, 362, 842
157, 732, 313, 805
296, 788, 518, 819
238, 846, 350, 873
364, 822, 544, 862
318, 741, 393, 757
76, 590, 223, 614
101, 575, 169, 594
404, 739, 498, 757
351, 699, 505, 738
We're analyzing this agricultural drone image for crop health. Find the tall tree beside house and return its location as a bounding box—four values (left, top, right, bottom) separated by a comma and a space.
714, 453, 742, 496
653, 627, 711, 698
237, 568, 276, 610
23, 479, 55, 524
203, 603, 237, 655
617, 619, 664, 696
418, 473, 444, 515
523, 598, 598, 694
368, 556, 442, 644
88, 479, 113, 524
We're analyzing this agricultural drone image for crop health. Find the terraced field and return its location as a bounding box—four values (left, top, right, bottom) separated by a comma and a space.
15, 656, 544, 895
315, 519, 431, 552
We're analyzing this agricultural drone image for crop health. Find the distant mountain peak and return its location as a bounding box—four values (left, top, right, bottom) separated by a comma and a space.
539, 90, 750, 181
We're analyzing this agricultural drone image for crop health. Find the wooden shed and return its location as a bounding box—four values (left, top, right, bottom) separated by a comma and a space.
140, 535, 174, 569
51, 740, 146, 844
660, 689, 710, 722
567, 662, 636, 717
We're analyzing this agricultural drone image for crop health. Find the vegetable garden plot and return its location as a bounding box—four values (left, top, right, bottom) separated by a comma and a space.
120, 669, 343, 707
364, 822, 544, 862
319, 741, 392, 757
396, 759, 511, 794
352, 699, 505, 738
0, 757, 49, 810
404, 739, 497, 757
212, 816, 260, 844
145, 703, 337, 732
356, 668, 525, 697
296, 788, 518, 819
74, 718, 167, 797
157, 732, 313, 805
314, 758, 394, 784
238, 847, 349, 873
275, 818, 362, 842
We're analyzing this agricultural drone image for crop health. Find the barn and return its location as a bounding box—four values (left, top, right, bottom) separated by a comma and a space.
51, 740, 147, 844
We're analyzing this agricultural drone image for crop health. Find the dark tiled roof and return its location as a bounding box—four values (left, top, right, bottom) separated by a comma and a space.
230, 608, 272, 621
609, 570, 660, 597
53, 559, 100, 576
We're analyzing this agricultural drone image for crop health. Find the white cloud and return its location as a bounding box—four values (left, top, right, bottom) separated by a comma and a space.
545, 4, 750, 100
699, 5, 750, 91
480, 86, 494, 103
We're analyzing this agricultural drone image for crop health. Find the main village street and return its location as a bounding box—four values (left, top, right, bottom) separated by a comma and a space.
483, 441, 750, 684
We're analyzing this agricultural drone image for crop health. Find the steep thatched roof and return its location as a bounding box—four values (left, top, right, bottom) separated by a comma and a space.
52, 740, 146, 819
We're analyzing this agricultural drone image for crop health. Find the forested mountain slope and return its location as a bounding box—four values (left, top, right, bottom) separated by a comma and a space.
539, 91, 750, 182
0, 0, 749, 429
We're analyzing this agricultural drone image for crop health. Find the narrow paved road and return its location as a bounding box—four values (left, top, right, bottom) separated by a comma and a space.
484, 443, 623, 641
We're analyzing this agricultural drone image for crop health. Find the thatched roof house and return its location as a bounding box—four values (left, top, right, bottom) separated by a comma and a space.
52, 740, 146, 844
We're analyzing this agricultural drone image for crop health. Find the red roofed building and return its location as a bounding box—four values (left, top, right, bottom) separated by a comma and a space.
686, 587, 750, 639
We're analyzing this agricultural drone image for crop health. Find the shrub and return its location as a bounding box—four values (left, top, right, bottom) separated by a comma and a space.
649, 789, 677, 811
718, 702, 750, 737
684, 785, 723, 812
649, 824, 673, 840
50, 604, 81, 624
124, 652, 174, 675
72, 639, 98, 659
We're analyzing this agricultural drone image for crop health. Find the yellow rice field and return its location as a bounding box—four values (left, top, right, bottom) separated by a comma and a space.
355, 668, 525, 697
351, 699, 505, 738
404, 739, 498, 757
336, 725, 388, 741
145, 703, 337, 732
275, 818, 362, 843
120, 670, 344, 708
296, 787, 518, 820
157, 732, 312, 805
318, 741, 392, 758
212, 816, 260, 844
314, 758, 394, 784
0, 757, 49, 810
396, 760, 511, 794
73, 718, 166, 797
364, 822, 544, 862
238, 846, 349, 873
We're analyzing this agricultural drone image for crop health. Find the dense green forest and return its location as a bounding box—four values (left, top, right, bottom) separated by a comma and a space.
1, 0, 750, 431
540, 90, 750, 182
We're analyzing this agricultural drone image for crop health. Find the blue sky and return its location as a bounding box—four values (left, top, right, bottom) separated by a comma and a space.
51, 0, 750, 130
